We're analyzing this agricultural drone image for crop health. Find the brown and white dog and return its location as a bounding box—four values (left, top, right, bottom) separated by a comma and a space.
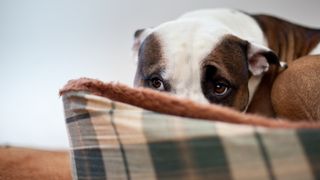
133, 9, 320, 120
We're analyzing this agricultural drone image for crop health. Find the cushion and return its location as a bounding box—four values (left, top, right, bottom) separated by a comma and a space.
60, 78, 320, 180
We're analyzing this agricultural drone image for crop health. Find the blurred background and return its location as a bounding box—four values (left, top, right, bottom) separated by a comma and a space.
1, 0, 320, 149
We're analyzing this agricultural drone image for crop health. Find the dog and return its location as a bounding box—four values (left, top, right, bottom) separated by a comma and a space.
132, 8, 320, 120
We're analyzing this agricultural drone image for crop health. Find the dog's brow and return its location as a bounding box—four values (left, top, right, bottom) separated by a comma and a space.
138, 33, 165, 76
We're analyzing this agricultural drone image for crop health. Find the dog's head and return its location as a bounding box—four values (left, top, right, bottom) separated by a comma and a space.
133, 18, 280, 111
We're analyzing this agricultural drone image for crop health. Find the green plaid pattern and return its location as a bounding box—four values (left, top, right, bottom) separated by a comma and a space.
62, 91, 320, 180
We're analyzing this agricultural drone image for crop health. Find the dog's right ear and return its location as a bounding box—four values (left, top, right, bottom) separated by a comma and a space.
132, 28, 152, 62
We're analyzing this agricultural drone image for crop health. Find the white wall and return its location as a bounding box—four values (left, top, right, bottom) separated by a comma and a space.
1, 0, 320, 149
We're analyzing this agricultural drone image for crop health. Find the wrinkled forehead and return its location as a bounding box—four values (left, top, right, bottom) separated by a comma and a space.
153, 20, 232, 64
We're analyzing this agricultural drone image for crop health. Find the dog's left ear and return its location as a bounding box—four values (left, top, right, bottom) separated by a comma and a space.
247, 42, 281, 76
132, 28, 152, 62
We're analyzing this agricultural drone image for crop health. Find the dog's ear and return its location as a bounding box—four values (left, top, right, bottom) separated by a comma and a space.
132, 28, 152, 62
247, 42, 281, 76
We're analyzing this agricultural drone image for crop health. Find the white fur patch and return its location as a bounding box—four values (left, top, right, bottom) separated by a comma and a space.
245, 75, 263, 111
310, 42, 320, 55
155, 19, 228, 103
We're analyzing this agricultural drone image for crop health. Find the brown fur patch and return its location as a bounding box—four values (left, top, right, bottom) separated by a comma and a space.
248, 15, 320, 117
134, 33, 164, 87
253, 14, 320, 63
201, 35, 249, 111
272, 55, 320, 121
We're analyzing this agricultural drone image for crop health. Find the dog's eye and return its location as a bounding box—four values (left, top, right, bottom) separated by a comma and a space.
213, 81, 229, 96
150, 77, 164, 91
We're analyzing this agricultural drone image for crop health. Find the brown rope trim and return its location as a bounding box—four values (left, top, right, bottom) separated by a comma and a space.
60, 78, 320, 129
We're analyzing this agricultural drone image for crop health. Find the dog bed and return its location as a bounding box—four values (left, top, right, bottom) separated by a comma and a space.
60, 78, 320, 180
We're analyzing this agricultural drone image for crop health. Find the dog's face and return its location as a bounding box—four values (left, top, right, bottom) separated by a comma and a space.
133, 20, 279, 111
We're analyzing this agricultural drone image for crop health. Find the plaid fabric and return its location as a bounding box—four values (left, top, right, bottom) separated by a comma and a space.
62, 91, 320, 180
